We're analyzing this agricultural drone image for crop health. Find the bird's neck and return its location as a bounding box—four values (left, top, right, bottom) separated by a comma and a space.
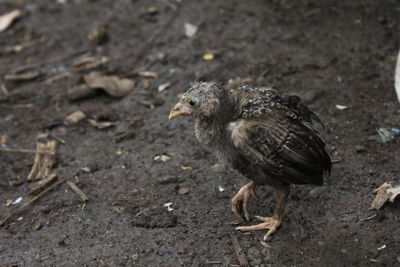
194, 95, 238, 145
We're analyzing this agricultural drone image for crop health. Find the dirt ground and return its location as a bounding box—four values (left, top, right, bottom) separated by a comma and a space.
1, 0, 400, 266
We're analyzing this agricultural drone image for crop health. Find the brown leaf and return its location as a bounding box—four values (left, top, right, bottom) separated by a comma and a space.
88, 119, 115, 129
65, 110, 86, 124
138, 71, 158, 78
370, 182, 400, 210
387, 185, 400, 203
4, 70, 41, 81
84, 74, 134, 97
0, 10, 21, 32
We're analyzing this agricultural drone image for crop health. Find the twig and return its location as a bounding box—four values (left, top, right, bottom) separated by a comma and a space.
0, 178, 67, 226
1, 83, 9, 95
27, 140, 58, 180
230, 235, 249, 267
0, 147, 54, 155
67, 181, 89, 201
362, 214, 377, 221
28, 173, 57, 195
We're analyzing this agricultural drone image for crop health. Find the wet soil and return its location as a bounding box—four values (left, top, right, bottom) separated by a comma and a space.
1, 0, 400, 266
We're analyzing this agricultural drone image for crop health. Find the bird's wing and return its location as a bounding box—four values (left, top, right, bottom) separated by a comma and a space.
230, 114, 331, 185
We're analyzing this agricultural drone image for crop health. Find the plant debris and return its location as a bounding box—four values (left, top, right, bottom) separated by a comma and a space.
137, 71, 158, 78
184, 22, 198, 38
28, 173, 57, 195
0, 178, 67, 227
67, 73, 134, 100
138, 98, 164, 108
27, 140, 59, 181
66, 181, 89, 202
0, 10, 22, 32
146, 6, 159, 15
376, 128, 400, 143
4, 70, 41, 82
65, 110, 86, 124
335, 104, 348, 110
88, 25, 108, 45
84, 73, 134, 97
370, 182, 400, 210
88, 119, 115, 129
73, 56, 109, 72
158, 82, 171, 92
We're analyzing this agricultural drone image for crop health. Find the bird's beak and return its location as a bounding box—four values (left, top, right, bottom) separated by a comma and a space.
169, 101, 192, 120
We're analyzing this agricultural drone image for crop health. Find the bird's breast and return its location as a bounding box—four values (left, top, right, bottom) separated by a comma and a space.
227, 119, 247, 147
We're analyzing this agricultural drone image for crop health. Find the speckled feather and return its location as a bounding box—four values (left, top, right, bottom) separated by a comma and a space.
186, 83, 331, 187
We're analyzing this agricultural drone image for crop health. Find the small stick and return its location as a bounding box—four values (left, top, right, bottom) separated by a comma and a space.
0, 178, 67, 226
230, 235, 249, 267
67, 181, 89, 201
1, 83, 9, 95
28, 173, 57, 195
0, 147, 54, 155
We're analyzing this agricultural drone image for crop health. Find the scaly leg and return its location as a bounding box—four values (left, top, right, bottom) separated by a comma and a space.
231, 181, 257, 221
236, 184, 290, 241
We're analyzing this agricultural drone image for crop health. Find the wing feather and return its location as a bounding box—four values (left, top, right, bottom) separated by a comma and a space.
231, 114, 331, 186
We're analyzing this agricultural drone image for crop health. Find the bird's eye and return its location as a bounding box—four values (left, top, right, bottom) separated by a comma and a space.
189, 99, 197, 107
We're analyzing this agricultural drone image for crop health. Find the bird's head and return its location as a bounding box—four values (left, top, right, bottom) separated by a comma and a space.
169, 82, 225, 120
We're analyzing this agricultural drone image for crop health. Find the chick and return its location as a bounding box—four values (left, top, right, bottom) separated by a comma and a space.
169, 82, 331, 240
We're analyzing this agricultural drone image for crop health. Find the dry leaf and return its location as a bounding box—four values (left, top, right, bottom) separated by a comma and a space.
370, 182, 400, 210
84, 74, 134, 97
138, 71, 158, 78
74, 56, 109, 72
65, 110, 86, 124
158, 82, 171, 92
387, 186, 400, 202
395, 49, 400, 103
138, 98, 164, 108
0, 10, 21, 32
5, 70, 41, 81
88, 119, 115, 129
147, 6, 158, 15
181, 166, 192, 171
184, 22, 198, 38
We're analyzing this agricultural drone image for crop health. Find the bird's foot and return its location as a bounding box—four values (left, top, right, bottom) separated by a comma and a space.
236, 216, 282, 241
231, 182, 257, 221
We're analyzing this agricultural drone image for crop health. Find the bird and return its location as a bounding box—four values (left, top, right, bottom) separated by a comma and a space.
169, 82, 331, 240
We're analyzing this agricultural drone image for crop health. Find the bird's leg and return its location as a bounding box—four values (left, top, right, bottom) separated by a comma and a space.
236, 184, 290, 241
231, 181, 257, 221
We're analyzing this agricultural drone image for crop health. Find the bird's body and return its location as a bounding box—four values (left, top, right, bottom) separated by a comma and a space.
169, 82, 331, 240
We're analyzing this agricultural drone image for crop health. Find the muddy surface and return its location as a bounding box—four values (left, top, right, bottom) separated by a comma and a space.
1, 0, 400, 266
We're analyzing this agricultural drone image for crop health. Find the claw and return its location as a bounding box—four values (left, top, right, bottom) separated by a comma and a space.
231, 182, 256, 221
235, 216, 282, 241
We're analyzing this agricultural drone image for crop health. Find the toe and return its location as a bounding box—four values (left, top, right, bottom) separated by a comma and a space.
231, 199, 243, 220
243, 194, 250, 221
